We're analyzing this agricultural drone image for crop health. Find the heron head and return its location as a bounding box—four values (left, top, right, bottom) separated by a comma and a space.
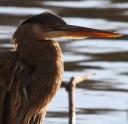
13, 12, 121, 42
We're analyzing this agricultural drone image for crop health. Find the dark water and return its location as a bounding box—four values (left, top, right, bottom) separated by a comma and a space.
0, 0, 128, 124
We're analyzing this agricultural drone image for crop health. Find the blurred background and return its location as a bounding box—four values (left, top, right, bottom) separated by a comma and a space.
0, 0, 128, 124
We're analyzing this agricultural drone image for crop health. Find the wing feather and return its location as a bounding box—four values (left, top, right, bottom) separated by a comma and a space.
0, 51, 17, 123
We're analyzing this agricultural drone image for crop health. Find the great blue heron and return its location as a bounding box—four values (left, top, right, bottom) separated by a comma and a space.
0, 12, 121, 124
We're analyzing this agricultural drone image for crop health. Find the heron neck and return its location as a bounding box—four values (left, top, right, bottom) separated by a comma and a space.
15, 39, 62, 67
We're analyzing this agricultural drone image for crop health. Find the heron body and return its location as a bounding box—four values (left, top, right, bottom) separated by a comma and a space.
0, 12, 120, 124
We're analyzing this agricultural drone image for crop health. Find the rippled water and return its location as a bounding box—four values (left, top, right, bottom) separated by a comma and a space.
0, 0, 128, 124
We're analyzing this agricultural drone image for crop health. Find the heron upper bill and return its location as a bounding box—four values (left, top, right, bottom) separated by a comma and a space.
45, 25, 122, 39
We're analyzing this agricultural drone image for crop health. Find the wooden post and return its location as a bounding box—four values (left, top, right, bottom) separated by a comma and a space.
68, 77, 76, 124
61, 75, 88, 124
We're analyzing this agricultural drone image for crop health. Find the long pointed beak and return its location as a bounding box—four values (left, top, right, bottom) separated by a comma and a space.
45, 24, 121, 39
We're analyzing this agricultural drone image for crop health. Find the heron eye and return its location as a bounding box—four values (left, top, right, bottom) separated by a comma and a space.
45, 26, 57, 32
